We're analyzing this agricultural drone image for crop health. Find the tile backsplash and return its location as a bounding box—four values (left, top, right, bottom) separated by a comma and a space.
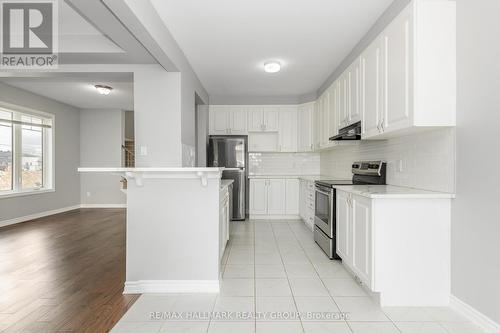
320, 128, 456, 193
249, 152, 320, 176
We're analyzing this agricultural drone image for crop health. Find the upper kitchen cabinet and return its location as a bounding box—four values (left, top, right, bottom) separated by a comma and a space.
247, 106, 279, 132
209, 106, 248, 135
278, 106, 298, 152
362, 0, 456, 139
297, 102, 315, 152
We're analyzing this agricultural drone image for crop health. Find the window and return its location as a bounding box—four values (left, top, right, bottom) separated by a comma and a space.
0, 106, 53, 197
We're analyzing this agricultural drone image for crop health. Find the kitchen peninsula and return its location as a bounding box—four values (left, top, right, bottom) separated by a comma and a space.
78, 167, 230, 294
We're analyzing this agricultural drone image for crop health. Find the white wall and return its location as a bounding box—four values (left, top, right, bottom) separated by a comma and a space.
107, 0, 210, 165
0, 83, 80, 222
249, 153, 320, 176
196, 104, 209, 167
452, 0, 500, 324
80, 109, 125, 206
133, 69, 182, 167
320, 128, 456, 193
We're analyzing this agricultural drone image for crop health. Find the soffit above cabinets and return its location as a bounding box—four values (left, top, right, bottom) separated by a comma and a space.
150, 0, 394, 97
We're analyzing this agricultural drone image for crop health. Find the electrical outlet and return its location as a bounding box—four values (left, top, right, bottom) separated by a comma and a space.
140, 146, 148, 156
86, 192, 91, 197
398, 160, 404, 173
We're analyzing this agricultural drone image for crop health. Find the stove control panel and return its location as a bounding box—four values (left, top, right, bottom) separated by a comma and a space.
352, 161, 385, 176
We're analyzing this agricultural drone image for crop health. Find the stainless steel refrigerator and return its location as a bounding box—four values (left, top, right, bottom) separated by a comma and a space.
207, 136, 247, 221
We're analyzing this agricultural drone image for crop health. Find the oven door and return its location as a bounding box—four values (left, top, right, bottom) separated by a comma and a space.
314, 185, 334, 238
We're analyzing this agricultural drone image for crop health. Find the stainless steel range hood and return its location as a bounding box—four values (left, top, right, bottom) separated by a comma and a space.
329, 121, 361, 141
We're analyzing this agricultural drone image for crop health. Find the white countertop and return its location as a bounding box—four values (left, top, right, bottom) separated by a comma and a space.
248, 174, 324, 180
78, 167, 223, 173
220, 179, 234, 189
333, 185, 455, 199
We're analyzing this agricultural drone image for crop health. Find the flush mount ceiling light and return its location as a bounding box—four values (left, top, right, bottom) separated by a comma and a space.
264, 61, 281, 73
94, 84, 113, 95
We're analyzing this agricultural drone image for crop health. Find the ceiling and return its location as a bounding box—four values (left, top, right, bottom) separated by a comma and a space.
56, 0, 156, 64
1, 74, 134, 110
150, 0, 394, 97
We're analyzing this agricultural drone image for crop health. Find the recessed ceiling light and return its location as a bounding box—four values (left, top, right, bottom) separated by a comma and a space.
94, 84, 113, 95
264, 61, 281, 73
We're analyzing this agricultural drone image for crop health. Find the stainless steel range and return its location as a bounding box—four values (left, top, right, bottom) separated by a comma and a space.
314, 161, 387, 259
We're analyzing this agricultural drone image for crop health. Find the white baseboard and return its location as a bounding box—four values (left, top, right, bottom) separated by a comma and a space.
0, 205, 81, 228
450, 295, 500, 333
124, 280, 220, 294
250, 214, 301, 220
80, 204, 127, 209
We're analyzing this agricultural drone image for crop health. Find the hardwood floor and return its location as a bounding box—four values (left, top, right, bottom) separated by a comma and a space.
0, 209, 139, 333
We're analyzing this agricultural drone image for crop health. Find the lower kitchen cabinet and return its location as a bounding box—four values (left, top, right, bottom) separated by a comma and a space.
249, 178, 300, 219
219, 186, 230, 262
335, 189, 452, 306
299, 179, 315, 229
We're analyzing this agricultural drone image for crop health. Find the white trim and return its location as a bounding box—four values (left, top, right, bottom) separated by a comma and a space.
450, 295, 500, 333
123, 280, 220, 294
250, 214, 301, 220
0, 205, 80, 228
80, 204, 127, 209
0, 188, 55, 199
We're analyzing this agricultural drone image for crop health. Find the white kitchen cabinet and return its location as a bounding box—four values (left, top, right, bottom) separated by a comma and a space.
219, 186, 230, 262
336, 190, 351, 262
335, 189, 452, 306
263, 107, 279, 131
297, 103, 314, 152
360, 37, 384, 138
211, 108, 230, 135
299, 179, 315, 229
285, 179, 299, 215
362, 1, 455, 139
248, 107, 279, 132
250, 178, 301, 219
348, 60, 362, 125
278, 107, 298, 152
249, 179, 268, 215
338, 72, 348, 130
209, 106, 248, 135
267, 179, 286, 215
247, 107, 264, 132
230, 107, 248, 134
351, 195, 372, 287
336, 192, 372, 288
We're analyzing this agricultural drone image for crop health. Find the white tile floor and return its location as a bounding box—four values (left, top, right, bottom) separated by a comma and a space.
111, 220, 483, 333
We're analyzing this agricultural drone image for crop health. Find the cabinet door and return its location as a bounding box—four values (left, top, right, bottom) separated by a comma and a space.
361, 38, 384, 138
267, 179, 286, 215
382, 8, 411, 134
298, 104, 313, 152
299, 180, 306, 219
329, 83, 338, 140
351, 195, 372, 287
338, 73, 348, 130
279, 107, 298, 152
285, 179, 300, 215
349, 60, 362, 124
210, 107, 230, 135
247, 107, 263, 132
229, 107, 248, 134
250, 179, 268, 215
336, 191, 351, 263
263, 107, 279, 131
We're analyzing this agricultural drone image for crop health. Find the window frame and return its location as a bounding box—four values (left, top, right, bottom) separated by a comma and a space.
0, 102, 55, 199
